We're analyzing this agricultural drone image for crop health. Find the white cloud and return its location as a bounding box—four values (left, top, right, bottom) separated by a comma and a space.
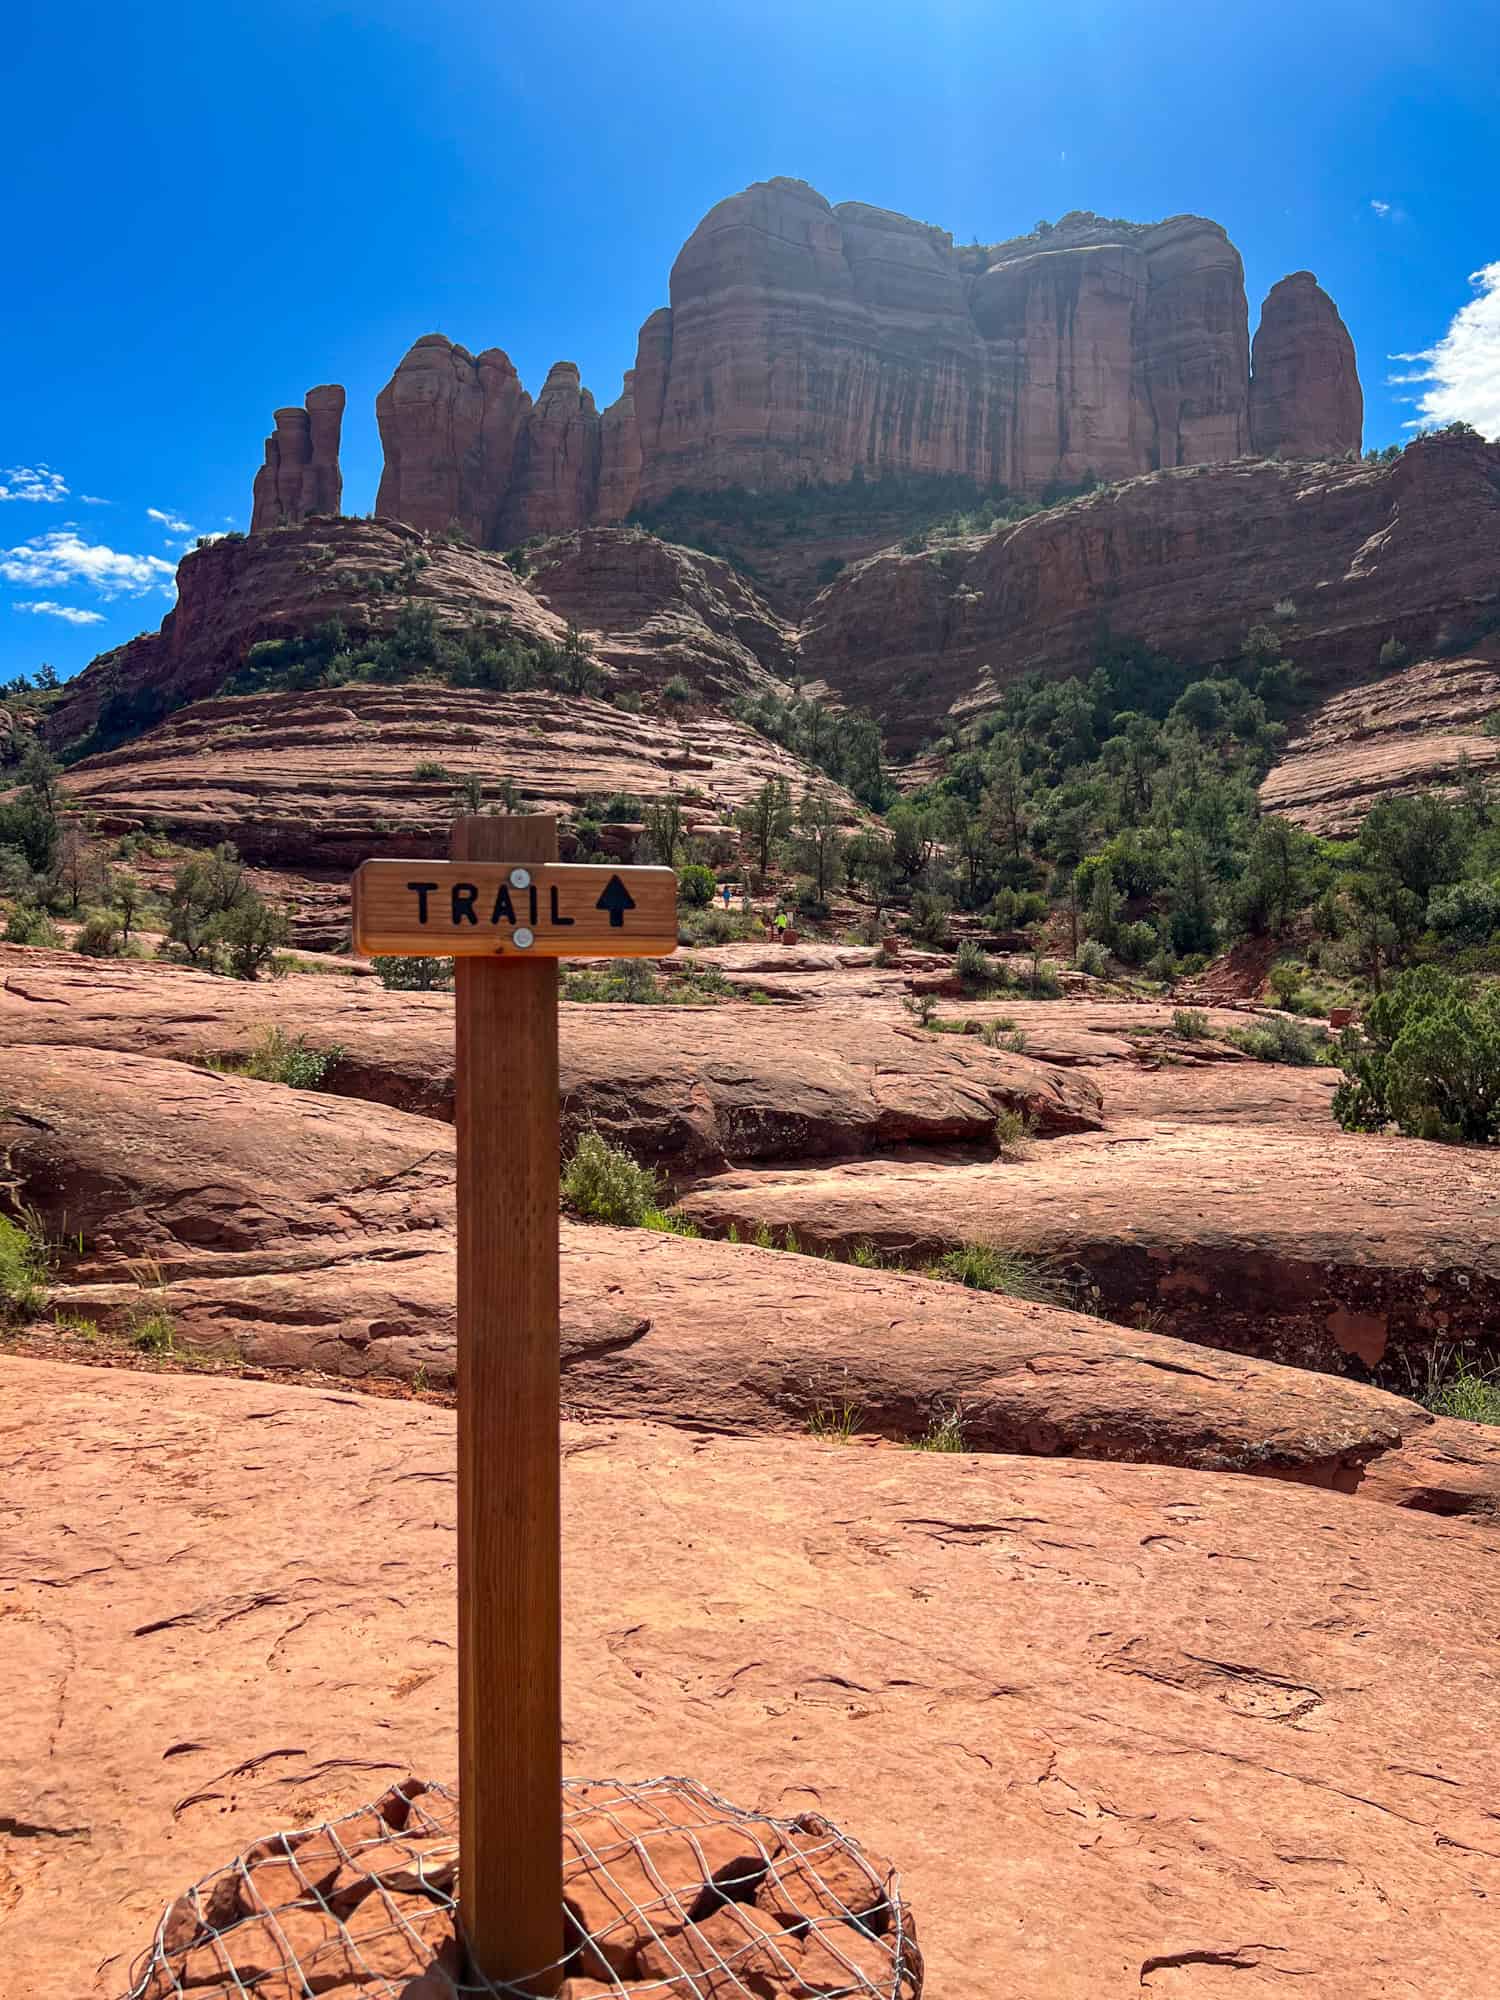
0, 529, 177, 599
80, 494, 111, 506
1391, 262, 1500, 436
0, 465, 68, 503
13, 599, 106, 626
147, 505, 193, 535
1370, 199, 1391, 218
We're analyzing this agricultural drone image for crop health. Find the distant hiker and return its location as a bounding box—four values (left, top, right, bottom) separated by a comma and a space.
774, 910, 789, 936
721, 881, 732, 909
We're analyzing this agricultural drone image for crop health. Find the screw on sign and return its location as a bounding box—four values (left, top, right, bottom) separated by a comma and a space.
354, 817, 677, 1995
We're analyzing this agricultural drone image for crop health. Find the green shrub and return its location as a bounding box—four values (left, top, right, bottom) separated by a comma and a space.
993, 1106, 1034, 1158
1414, 1352, 1500, 1424
373, 955, 455, 990
1172, 1007, 1211, 1040
1076, 938, 1107, 977
128, 1309, 176, 1355
1379, 636, 1409, 671
413, 759, 452, 780
1227, 1016, 1331, 1066
909, 891, 953, 948
642, 1207, 701, 1237
560, 1129, 659, 1225
4, 904, 64, 947
661, 674, 694, 706
805, 1399, 863, 1441
907, 1407, 966, 1452
901, 991, 939, 1028
932, 1242, 1060, 1302
0, 1213, 49, 1320
677, 862, 716, 908
1333, 967, 1500, 1143
217, 1027, 341, 1089
956, 938, 996, 990
75, 906, 125, 957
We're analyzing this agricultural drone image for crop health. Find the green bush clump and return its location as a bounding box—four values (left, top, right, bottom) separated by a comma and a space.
1227, 1016, 1331, 1066
373, 955, 455, 990
1333, 967, 1500, 1143
955, 938, 996, 990
0, 1213, 49, 1320
560, 1130, 659, 1225
931, 1241, 1060, 1302
4, 904, 64, 947
75, 906, 126, 956
213, 1027, 342, 1090
677, 862, 717, 908
1415, 1353, 1500, 1424
1172, 1007, 1211, 1040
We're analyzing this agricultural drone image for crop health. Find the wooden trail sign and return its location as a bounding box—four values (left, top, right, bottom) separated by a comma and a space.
352, 858, 677, 958
354, 819, 676, 1994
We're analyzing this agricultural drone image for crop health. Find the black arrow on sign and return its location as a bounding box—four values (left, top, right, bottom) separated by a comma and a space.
595, 874, 637, 928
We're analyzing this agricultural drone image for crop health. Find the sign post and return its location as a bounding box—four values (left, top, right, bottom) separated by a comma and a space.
353, 818, 676, 1994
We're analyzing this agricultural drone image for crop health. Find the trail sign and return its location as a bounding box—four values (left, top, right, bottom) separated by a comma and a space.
352, 859, 677, 958
352, 820, 677, 1993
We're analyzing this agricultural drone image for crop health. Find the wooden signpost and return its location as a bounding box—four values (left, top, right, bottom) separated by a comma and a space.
353, 819, 676, 1994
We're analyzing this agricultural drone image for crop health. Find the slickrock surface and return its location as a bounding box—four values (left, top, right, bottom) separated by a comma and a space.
3, 1023, 1494, 1511
248, 385, 345, 534
0, 959, 1099, 1160
42, 517, 565, 752
53, 685, 848, 869
1248, 272, 1362, 461
6, 1358, 1499, 1998
1259, 650, 1500, 835
678, 1116, 1500, 1378
802, 433, 1500, 745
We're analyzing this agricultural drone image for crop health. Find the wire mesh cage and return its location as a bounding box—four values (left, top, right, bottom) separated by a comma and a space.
125, 1773, 923, 1998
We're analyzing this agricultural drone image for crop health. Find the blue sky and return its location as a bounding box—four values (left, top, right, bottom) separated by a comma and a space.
5, 0, 1498, 682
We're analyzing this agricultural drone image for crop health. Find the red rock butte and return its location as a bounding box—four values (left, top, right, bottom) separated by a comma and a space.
256, 179, 1364, 549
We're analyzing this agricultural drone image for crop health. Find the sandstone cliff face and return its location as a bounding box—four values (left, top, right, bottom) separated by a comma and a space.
801, 432, 1500, 746
249, 384, 345, 533
375, 339, 618, 544
627, 182, 1256, 506
502, 361, 602, 540
1250, 271, 1364, 460
367, 183, 1360, 549
372, 335, 528, 544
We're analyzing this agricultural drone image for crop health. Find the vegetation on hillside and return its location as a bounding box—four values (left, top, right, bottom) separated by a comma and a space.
227, 606, 605, 699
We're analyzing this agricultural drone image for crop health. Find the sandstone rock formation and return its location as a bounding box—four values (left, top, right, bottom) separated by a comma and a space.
40, 516, 565, 753
52, 679, 838, 867
248, 384, 345, 533
505, 360, 602, 539
623, 184, 1258, 506
373, 337, 616, 546
372, 334, 528, 544
1250, 271, 1363, 460
10, 1357, 1500, 1997
1260, 647, 1500, 834
366, 183, 1360, 547
801, 430, 1500, 745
